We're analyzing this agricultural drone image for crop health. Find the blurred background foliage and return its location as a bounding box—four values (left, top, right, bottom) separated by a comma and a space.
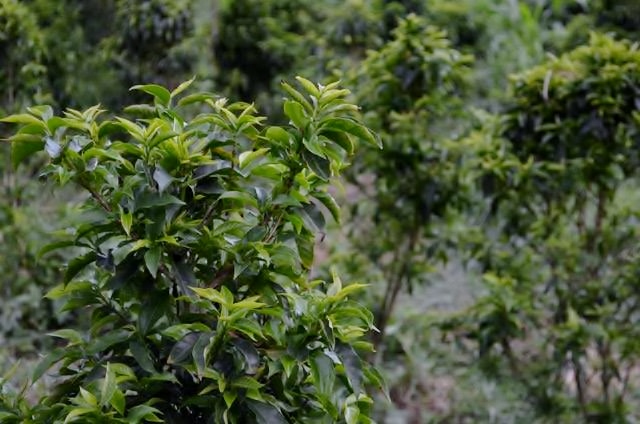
2, 0, 640, 422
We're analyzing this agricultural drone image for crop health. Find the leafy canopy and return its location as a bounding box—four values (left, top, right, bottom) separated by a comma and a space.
0, 77, 383, 424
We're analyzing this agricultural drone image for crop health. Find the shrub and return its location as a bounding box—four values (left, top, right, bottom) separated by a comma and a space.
0, 78, 383, 423
451, 33, 640, 421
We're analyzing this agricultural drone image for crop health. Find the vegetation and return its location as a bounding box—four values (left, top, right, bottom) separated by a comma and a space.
2, 0, 640, 422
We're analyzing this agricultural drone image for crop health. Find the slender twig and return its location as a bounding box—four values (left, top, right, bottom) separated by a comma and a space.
78, 179, 112, 213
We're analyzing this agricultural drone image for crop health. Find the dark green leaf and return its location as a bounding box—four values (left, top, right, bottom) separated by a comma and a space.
37, 240, 76, 259
144, 245, 162, 278
168, 332, 201, 365
302, 149, 331, 180
152, 166, 173, 193
32, 347, 67, 382
64, 251, 98, 284
313, 191, 341, 222
320, 129, 355, 155
299, 202, 326, 232
192, 332, 212, 378
135, 192, 185, 210
247, 400, 287, 424
336, 343, 363, 395
295, 233, 314, 269
130, 340, 156, 373
138, 290, 171, 335
311, 352, 335, 396
232, 338, 260, 374
87, 329, 132, 355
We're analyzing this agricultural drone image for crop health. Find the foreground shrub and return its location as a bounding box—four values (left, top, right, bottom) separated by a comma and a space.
0, 77, 382, 423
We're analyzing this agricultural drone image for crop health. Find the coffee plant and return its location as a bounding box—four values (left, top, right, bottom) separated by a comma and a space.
0, 77, 383, 423
448, 33, 640, 421
346, 14, 472, 346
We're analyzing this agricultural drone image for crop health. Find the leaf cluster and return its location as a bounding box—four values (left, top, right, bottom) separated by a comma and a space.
0, 78, 383, 423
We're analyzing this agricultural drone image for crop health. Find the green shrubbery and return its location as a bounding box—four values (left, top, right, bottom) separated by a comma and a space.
3, 0, 640, 422
449, 33, 640, 421
0, 78, 383, 423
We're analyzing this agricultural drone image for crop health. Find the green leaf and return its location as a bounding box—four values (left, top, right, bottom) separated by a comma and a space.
231, 376, 263, 390
100, 363, 117, 406
303, 134, 326, 158
171, 76, 196, 99
232, 318, 265, 341
192, 332, 212, 378
115, 117, 145, 141
364, 366, 389, 400
281, 81, 313, 112
331, 283, 369, 301
27, 105, 53, 120
135, 191, 185, 209
295, 76, 321, 98
152, 166, 173, 192
129, 340, 156, 373
311, 353, 335, 395
81, 387, 98, 406
120, 208, 133, 236
298, 202, 326, 232
251, 163, 288, 180
45, 281, 93, 300
37, 240, 77, 259
64, 251, 98, 283
130, 84, 171, 107
232, 338, 260, 374
223, 391, 237, 409
320, 117, 382, 148
47, 329, 84, 345
33, 347, 67, 382
230, 296, 266, 311
265, 126, 291, 146
138, 290, 171, 335
87, 329, 132, 355
178, 92, 217, 107
63, 407, 95, 423
345, 404, 360, 424
295, 233, 314, 269
247, 400, 287, 424
336, 343, 363, 395
127, 405, 164, 423
110, 389, 126, 415
123, 104, 157, 118
11, 139, 44, 168
168, 332, 201, 365
313, 191, 341, 222
319, 129, 355, 155
144, 245, 162, 278
0, 113, 43, 125
328, 267, 343, 297
302, 149, 331, 180
219, 190, 258, 208
239, 148, 269, 169
191, 287, 228, 306
283, 100, 308, 129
